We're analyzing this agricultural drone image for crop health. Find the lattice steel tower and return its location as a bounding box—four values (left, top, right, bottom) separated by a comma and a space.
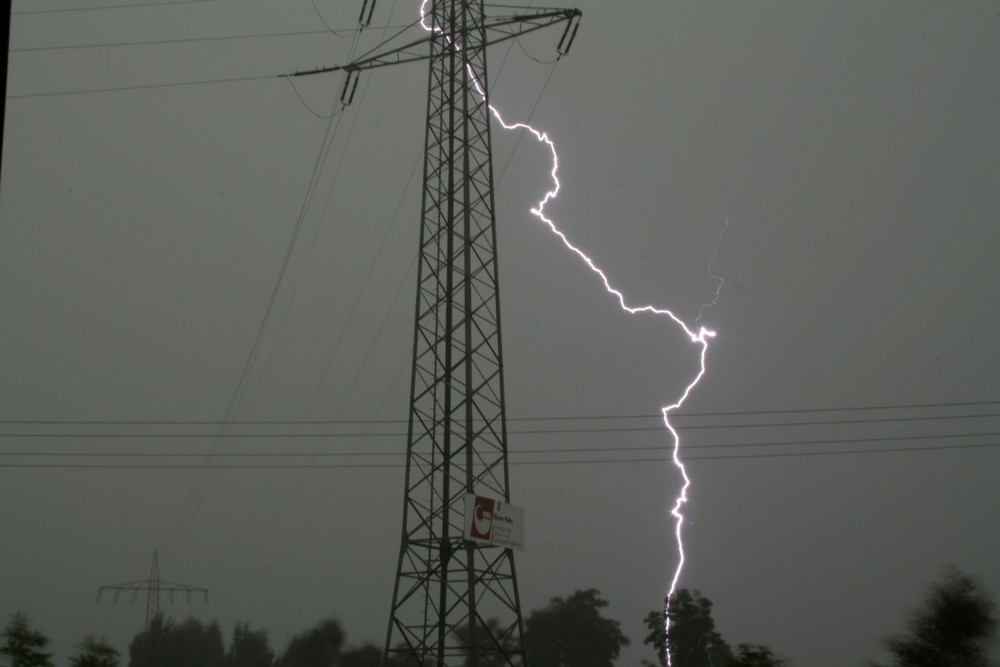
97, 550, 208, 630
291, 3, 580, 665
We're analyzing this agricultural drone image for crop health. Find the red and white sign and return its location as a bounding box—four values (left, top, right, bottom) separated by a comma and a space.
464, 494, 524, 551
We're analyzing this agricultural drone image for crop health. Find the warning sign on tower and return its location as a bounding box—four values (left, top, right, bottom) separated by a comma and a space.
464, 494, 524, 551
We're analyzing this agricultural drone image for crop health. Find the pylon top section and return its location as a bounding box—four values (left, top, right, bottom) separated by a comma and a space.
286, 4, 580, 104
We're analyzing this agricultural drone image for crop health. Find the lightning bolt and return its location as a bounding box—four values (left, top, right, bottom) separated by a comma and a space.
696, 216, 731, 327
420, 5, 716, 665
478, 82, 714, 667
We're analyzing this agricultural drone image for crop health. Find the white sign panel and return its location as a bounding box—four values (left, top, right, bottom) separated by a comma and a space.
464, 494, 524, 551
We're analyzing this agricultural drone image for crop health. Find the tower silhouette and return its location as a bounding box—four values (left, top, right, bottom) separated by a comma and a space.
290, 3, 580, 665
97, 550, 207, 630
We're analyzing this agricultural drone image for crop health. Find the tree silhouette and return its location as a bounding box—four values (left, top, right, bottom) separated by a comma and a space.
227, 622, 274, 667
275, 618, 344, 667
878, 568, 997, 667
728, 644, 786, 667
340, 643, 382, 667
644, 589, 731, 667
127, 614, 224, 667
524, 588, 629, 667
69, 636, 120, 667
0, 612, 54, 667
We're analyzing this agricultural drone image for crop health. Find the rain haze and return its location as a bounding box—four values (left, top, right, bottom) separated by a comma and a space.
2, 1, 999, 665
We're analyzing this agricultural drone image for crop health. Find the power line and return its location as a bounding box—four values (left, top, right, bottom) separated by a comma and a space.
307, 0, 357, 37
6, 430, 998, 458
7, 73, 278, 99
158, 76, 354, 560
157, 26, 359, 556
663, 399, 1000, 418
10, 24, 422, 52
3, 411, 997, 439
2, 441, 997, 468
207, 64, 412, 584
157, 19, 379, 562
11, 29, 340, 51
4, 399, 996, 425
13, 0, 227, 15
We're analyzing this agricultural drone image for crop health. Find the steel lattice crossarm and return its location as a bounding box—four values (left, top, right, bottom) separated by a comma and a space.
96, 550, 207, 630
285, 6, 580, 104
96, 580, 208, 605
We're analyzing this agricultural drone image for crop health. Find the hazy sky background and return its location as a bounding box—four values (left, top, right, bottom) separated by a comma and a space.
2, 1, 999, 666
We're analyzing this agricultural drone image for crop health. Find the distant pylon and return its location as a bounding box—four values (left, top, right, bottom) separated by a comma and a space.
97, 549, 207, 630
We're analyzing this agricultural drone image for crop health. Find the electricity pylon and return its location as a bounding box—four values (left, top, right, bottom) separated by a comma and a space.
289, 3, 580, 665
97, 549, 208, 630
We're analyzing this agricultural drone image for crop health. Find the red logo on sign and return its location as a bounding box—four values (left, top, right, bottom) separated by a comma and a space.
470, 496, 495, 540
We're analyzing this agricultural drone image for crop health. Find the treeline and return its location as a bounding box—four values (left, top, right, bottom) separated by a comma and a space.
637, 567, 998, 667
2, 568, 995, 666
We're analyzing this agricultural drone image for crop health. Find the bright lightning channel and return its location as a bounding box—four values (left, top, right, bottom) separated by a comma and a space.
420, 5, 716, 665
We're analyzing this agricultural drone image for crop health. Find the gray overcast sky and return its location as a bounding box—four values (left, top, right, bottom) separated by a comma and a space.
2, 1, 999, 666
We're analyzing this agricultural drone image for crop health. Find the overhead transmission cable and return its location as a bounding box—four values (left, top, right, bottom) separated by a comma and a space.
11, 29, 341, 52
3, 441, 998, 469
208, 0, 423, 587
6, 410, 998, 439
158, 27, 364, 561
202, 2, 415, 581
12, 0, 227, 15
161, 1, 418, 573
220, 255, 416, 590
4, 399, 997, 426
6, 431, 999, 459
7, 74, 278, 99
